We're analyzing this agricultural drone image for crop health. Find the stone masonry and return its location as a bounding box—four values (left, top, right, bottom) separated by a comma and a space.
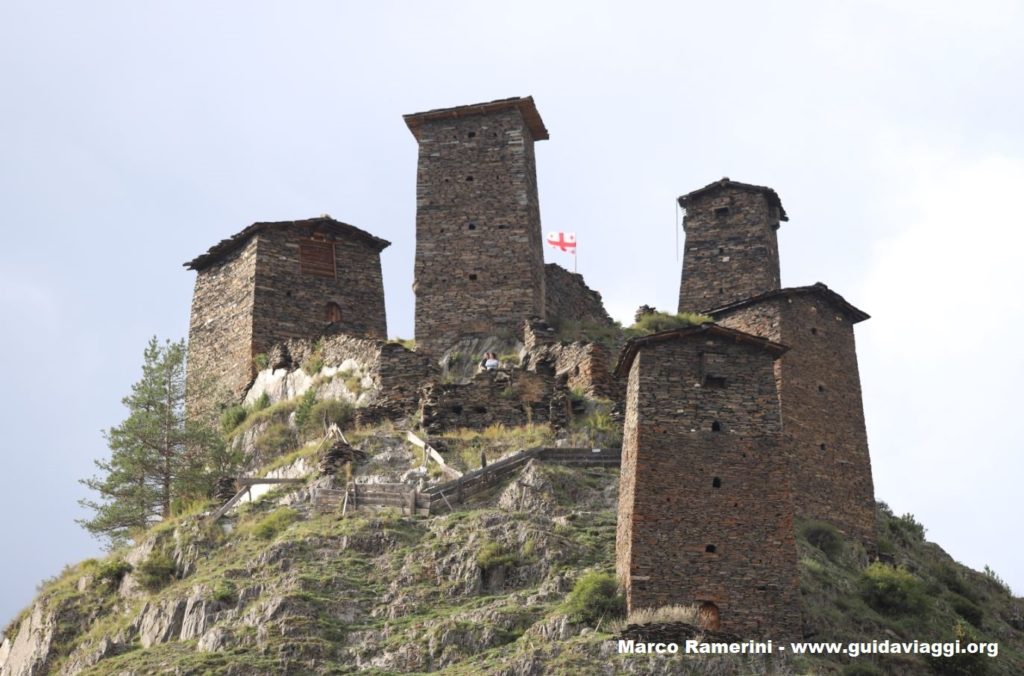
258, 333, 439, 419
614, 325, 802, 639
711, 285, 876, 546
419, 368, 569, 435
522, 318, 620, 400
185, 217, 389, 414
677, 178, 785, 315
544, 263, 615, 329
405, 97, 548, 355
676, 178, 876, 548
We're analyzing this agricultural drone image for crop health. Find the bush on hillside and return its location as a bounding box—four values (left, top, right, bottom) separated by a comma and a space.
802, 520, 844, 561
859, 563, 927, 615
254, 422, 295, 458
300, 399, 354, 438
564, 571, 625, 626
136, 550, 176, 592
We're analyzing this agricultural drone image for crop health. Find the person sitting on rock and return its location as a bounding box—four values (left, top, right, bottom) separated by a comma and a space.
482, 352, 500, 370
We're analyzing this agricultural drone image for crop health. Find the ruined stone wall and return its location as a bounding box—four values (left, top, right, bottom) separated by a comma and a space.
271, 334, 438, 415
716, 295, 876, 546
615, 337, 801, 639
186, 238, 258, 415
412, 107, 545, 355
678, 189, 782, 314
544, 264, 613, 328
522, 319, 620, 400
419, 369, 568, 434
251, 224, 387, 361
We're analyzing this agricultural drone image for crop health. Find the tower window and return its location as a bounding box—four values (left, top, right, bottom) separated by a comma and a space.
705, 544, 717, 553
469, 274, 478, 281
712, 477, 721, 488
714, 207, 730, 218
465, 175, 474, 182
811, 327, 818, 335
299, 239, 336, 278
711, 421, 722, 432
467, 131, 476, 138
468, 223, 477, 230
818, 384, 826, 392
703, 375, 727, 388
820, 443, 827, 451
325, 302, 342, 324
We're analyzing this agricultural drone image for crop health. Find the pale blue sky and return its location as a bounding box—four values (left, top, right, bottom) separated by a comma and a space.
2, 1, 1022, 625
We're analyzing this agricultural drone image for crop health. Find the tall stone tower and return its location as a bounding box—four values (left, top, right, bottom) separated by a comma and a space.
184, 217, 390, 415
404, 97, 549, 355
712, 284, 876, 546
677, 178, 786, 314
676, 177, 877, 547
614, 325, 802, 639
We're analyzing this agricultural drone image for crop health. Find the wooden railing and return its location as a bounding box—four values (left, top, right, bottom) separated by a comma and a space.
311, 445, 620, 516
209, 477, 306, 522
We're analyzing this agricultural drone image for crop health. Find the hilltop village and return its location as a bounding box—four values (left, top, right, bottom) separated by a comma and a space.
183, 96, 876, 640
6, 94, 1024, 676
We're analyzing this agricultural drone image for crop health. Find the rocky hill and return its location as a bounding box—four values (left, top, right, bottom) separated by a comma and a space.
2, 412, 1023, 674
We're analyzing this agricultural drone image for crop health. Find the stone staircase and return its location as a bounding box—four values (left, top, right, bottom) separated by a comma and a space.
311, 446, 620, 516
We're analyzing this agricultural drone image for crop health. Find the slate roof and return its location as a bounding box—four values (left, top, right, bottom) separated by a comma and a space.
614, 323, 789, 378
404, 96, 549, 141
184, 217, 391, 271
677, 177, 788, 221
706, 283, 870, 324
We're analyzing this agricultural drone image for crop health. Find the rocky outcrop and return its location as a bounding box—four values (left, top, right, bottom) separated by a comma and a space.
0, 603, 59, 676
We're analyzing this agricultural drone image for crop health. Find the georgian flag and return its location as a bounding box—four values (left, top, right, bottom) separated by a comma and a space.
546, 231, 577, 254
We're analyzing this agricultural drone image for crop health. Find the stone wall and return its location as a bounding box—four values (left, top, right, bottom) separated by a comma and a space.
260, 334, 439, 417
419, 369, 569, 434
408, 99, 547, 355
185, 238, 258, 415
714, 290, 876, 546
522, 319, 621, 400
251, 221, 388, 358
184, 218, 388, 416
615, 332, 801, 640
678, 180, 783, 314
544, 263, 614, 329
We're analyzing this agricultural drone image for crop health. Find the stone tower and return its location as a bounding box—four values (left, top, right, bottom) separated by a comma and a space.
675, 177, 876, 546
677, 178, 786, 314
711, 284, 876, 546
404, 97, 549, 355
614, 324, 801, 639
184, 217, 390, 414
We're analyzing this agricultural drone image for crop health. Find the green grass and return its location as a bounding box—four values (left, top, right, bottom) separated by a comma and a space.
253, 421, 296, 458
300, 398, 354, 438
301, 340, 325, 376
389, 337, 415, 350
562, 570, 624, 627
476, 542, 519, 570
244, 507, 300, 540
227, 398, 298, 440
438, 423, 555, 471
135, 550, 177, 592
623, 310, 712, 338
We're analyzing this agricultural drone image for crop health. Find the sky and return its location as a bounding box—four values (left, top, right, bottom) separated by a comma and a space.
1, 1, 1022, 626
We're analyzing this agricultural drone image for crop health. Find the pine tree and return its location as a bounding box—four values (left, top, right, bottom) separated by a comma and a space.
78, 337, 231, 546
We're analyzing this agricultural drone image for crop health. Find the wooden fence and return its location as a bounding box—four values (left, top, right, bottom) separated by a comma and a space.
310, 446, 620, 516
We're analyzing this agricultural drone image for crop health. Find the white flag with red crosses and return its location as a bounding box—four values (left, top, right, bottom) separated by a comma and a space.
545, 231, 576, 254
